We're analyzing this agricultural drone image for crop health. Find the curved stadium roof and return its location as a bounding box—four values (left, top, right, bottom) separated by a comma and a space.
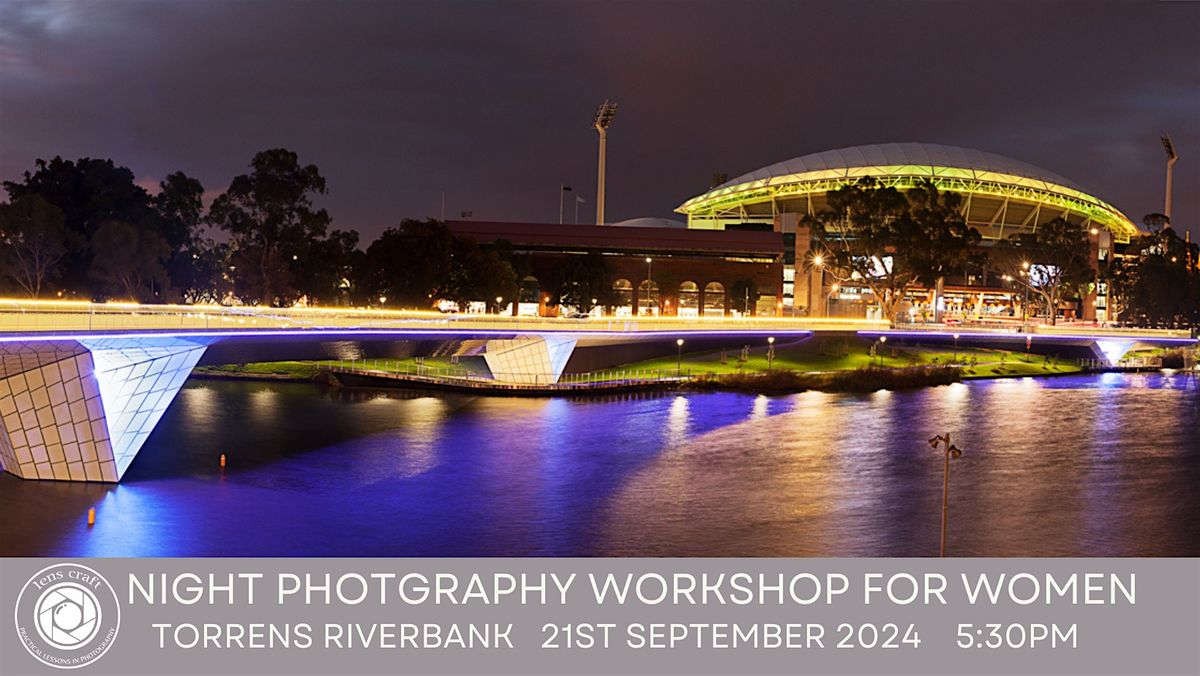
676, 142, 1138, 241
719, 143, 1083, 192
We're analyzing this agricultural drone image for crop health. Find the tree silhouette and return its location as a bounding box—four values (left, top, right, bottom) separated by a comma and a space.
807, 178, 979, 324
993, 218, 1094, 326
0, 195, 68, 297
208, 149, 332, 306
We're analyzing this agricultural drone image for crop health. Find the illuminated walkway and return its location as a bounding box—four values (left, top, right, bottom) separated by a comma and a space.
0, 300, 1193, 484
0, 299, 880, 334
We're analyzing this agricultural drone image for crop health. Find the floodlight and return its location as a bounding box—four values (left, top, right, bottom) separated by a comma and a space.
1162, 135, 1177, 162
593, 100, 618, 130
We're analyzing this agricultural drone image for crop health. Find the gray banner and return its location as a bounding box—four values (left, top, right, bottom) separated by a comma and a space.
1, 558, 1197, 676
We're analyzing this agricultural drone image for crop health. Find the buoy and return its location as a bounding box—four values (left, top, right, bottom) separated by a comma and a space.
87, 508, 96, 526
220, 453, 226, 468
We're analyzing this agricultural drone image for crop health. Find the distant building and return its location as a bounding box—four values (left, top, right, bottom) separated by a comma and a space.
445, 220, 784, 317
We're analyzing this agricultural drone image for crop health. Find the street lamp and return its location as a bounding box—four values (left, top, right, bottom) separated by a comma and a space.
495, 296, 503, 314
811, 253, 826, 317
952, 333, 960, 363
928, 433, 964, 557
1019, 265, 1031, 325
676, 338, 684, 375
645, 257, 653, 314
878, 335, 887, 367
767, 336, 776, 371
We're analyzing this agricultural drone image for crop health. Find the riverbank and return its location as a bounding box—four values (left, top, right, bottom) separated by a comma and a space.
191, 348, 1085, 396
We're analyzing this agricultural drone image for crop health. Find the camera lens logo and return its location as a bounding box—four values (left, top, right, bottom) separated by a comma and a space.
15, 563, 120, 670
37, 583, 101, 649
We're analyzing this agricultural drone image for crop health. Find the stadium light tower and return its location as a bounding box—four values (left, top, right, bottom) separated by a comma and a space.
593, 100, 618, 225
1162, 135, 1178, 224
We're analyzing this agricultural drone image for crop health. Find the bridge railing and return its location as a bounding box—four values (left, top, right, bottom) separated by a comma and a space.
891, 321, 1192, 339
1077, 356, 1164, 370
324, 358, 693, 389
0, 299, 881, 334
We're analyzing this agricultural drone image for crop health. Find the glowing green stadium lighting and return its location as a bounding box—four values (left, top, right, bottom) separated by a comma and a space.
676, 164, 1138, 242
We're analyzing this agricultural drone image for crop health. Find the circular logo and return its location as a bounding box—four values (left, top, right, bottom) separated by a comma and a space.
14, 563, 120, 670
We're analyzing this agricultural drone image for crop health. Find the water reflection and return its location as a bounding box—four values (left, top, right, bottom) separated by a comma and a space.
0, 374, 1196, 557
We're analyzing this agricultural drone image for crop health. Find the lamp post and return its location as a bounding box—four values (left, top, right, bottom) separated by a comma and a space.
559, 185, 571, 225
767, 336, 776, 370
876, 335, 887, 367
495, 296, 503, 315
928, 433, 964, 557
676, 338, 684, 376
645, 257, 653, 315
811, 254, 824, 317
953, 333, 960, 363
1020, 262, 1031, 326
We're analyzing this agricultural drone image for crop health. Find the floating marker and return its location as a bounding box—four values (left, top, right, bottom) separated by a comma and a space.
220, 453, 227, 468
87, 508, 95, 526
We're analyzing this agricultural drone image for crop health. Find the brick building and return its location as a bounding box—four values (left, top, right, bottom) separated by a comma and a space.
445, 220, 785, 316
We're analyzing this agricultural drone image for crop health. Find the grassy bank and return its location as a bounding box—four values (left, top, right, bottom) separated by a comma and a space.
192, 357, 464, 381
193, 361, 324, 379
603, 340, 1082, 381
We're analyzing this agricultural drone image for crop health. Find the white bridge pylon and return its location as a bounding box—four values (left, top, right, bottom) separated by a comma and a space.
481, 334, 578, 385
0, 337, 210, 482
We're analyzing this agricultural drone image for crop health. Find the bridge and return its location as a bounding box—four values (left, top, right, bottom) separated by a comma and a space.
0, 299, 1193, 483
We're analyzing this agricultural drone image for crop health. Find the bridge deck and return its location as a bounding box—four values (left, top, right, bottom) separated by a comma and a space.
0, 300, 1191, 340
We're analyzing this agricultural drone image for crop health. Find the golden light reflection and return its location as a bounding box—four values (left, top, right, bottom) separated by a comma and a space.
750, 394, 769, 420
247, 387, 280, 418
664, 396, 690, 447
363, 396, 447, 481
180, 385, 217, 424
600, 396, 842, 555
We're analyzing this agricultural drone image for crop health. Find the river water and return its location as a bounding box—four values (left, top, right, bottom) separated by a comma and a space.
1, 373, 1197, 557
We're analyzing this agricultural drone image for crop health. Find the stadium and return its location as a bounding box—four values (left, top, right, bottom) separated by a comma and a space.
673, 142, 1140, 321
675, 142, 1139, 242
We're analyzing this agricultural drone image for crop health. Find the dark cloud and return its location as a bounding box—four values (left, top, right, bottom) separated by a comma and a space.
1, 0, 1197, 241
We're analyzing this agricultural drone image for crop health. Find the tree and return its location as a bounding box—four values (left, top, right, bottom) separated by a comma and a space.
444, 238, 518, 311
903, 180, 981, 286
0, 195, 68, 297
548, 252, 613, 313
88, 220, 170, 301
154, 172, 204, 250
729, 278, 760, 314
207, 149, 332, 305
294, 229, 360, 306
1100, 252, 1138, 323
361, 220, 456, 307
154, 172, 217, 300
807, 178, 980, 324
4, 157, 157, 296
1123, 228, 1197, 327
181, 238, 233, 304
1142, 213, 1170, 232
993, 218, 1094, 325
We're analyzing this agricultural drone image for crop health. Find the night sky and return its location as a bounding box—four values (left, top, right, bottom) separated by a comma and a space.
2, 0, 1198, 242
